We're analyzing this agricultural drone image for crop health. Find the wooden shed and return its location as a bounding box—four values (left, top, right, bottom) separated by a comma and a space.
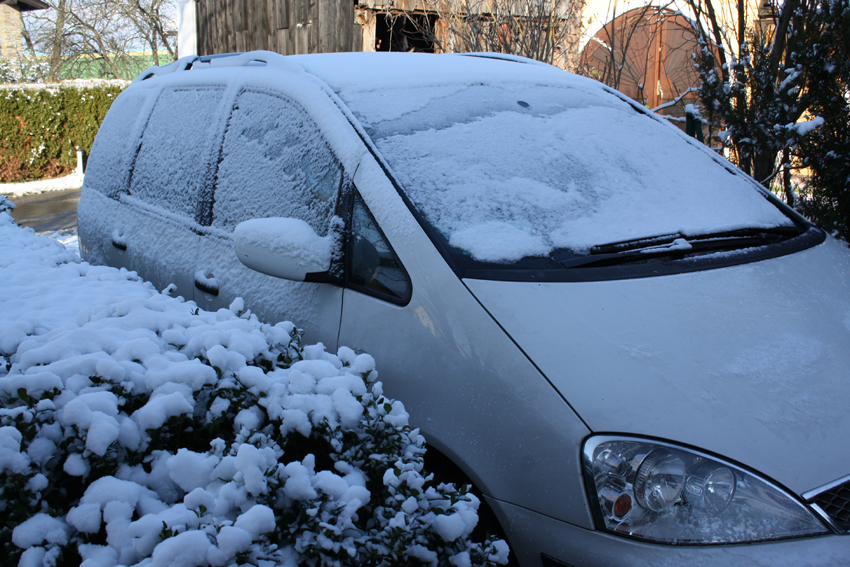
194, 0, 582, 70
195, 0, 507, 58
196, 0, 382, 57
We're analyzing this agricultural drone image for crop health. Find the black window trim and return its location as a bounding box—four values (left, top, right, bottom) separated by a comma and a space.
336, 187, 413, 307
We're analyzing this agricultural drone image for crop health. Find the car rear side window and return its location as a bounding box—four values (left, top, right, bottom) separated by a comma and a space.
84, 89, 154, 198
211, 89, 342, 235
129, 87, 225, 219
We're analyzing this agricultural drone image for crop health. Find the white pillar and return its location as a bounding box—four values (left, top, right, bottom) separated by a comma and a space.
75, 146, 84, 176
177, 1, 198, 58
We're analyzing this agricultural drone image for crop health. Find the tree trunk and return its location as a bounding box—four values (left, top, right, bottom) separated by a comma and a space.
48, 0, 66, 82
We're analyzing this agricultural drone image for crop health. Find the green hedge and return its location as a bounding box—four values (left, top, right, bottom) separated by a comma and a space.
0, 82, 127, 183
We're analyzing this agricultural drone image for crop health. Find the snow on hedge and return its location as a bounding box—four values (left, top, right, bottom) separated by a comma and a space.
0, 196, 508, 567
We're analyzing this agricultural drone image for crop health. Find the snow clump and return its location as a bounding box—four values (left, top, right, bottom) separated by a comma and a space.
0, 205, 509, 567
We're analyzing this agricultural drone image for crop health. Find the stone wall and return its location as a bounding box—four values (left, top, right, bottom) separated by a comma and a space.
0, 4, 23, 60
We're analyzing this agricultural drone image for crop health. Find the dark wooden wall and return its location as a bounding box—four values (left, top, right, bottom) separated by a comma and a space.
196, 0, 361, 57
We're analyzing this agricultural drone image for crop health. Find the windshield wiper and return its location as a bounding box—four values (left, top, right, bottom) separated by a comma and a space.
560, 226, 806, 269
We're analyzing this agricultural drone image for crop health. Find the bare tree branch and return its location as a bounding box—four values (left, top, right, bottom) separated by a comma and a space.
651, 86, 697, 112
382, 0, 585, 69
22, 0, 176, 80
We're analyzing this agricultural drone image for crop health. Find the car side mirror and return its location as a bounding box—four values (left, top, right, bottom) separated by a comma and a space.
233, 217, 332, 282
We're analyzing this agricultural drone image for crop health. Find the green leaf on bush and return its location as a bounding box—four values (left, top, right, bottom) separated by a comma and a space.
16, 388, 32, 406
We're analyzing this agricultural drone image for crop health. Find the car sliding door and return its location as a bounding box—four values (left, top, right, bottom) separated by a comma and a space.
197, 88, 344, 348
118, 86, 229, 299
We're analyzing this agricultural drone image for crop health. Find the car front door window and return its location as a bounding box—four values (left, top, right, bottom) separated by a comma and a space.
211, 88, 342, 234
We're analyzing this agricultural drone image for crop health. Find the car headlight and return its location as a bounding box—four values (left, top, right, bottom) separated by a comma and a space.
582, 436, 829, 544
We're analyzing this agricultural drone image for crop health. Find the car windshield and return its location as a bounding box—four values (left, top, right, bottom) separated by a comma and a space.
339, 81, 795, 265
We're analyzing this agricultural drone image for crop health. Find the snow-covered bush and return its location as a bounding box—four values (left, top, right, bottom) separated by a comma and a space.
0, 58, 48, 85
0, 208, 509, 567
0, 195, 15, 213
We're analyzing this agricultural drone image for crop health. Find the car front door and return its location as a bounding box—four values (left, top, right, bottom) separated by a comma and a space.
195, 87, 345, 348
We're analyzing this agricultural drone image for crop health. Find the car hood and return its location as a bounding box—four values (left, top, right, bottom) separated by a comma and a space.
463, 238, 850, 495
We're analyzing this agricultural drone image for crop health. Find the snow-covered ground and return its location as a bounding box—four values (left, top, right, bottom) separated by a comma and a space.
0, 197, 507, 567
0, 172, 84, 198
47, 229, 80, 257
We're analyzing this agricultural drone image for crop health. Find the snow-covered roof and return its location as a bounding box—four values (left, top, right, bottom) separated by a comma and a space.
291, 51, 586, 92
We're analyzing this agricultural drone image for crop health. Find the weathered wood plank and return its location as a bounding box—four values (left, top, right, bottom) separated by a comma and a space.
332, 0, 341, 52
341, 0, 357, 52
218, 2, 228, 53
293, 0, 308, 27
279, 27, 293, 54
195, 1, 207, 54
335, 0, 345, 52
273, 0, 288, 29
298, 24, 310, 54
308, 0, 319, 53
316, 0, 329, 51
231, 0, 243, 32
216, 2, 223, 53
201, 0, 211, 54
246, 0, 265, 50
197, 0, 373, 56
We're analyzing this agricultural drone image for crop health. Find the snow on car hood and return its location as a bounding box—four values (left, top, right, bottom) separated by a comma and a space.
463, 237, 850, 495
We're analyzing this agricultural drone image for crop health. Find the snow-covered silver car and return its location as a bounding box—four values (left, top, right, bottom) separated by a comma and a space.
78, 51, 850, 566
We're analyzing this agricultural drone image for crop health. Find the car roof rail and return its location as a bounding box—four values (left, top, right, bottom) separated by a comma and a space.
132, 50, 301, 84
133, 55, 198, 83
457, 52, 553, 67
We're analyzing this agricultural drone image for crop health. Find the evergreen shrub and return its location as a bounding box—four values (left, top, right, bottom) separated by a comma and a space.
0, 212, 508, 567
0, 83, 126, 183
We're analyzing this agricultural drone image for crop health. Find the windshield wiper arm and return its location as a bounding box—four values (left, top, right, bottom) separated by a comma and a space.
563, 226, 807, 270
560, 239, 692, 269
590, 233, 682, 255
590, 227, 804, 256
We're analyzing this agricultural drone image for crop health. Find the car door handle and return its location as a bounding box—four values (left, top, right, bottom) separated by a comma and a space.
194, 272, 219, 296
111, 230, 127, 251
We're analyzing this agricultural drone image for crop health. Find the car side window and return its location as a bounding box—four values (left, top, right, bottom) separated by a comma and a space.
347, 194, 411, 304
129, 87, 225, 220
85, 89, 153, 198
211, 89, 342, 235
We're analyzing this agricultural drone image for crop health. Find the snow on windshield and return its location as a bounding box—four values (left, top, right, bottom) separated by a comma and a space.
340, 82, 793, 263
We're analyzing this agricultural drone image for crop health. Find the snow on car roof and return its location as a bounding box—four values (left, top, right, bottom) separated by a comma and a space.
292, 51, 583, 92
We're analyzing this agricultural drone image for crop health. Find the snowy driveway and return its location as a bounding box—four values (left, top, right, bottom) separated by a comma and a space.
5, 188, 81, 233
